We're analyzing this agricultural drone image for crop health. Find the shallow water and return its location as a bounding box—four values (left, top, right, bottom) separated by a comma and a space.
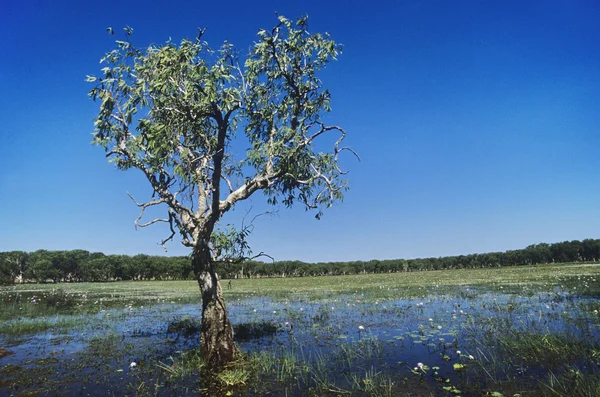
0, 287, 599, 396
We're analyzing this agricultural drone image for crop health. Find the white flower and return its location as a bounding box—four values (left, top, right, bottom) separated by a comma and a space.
417, 362, 424, 369
456, 350, 461, 355
358, 325, 365, 331
469, 355, 474, 360
437, 325, 442, 329
130, 362, 137, 368
428, 318, 433, 322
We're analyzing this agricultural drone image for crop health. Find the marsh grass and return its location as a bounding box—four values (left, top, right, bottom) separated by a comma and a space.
0, 281, 201, 322
0, 315, 85, 336
348, 367, 396, 397
217, 366, 249, 386
1, 262, 600, 396
234, 320, 278, 340
2, 263, 598, 313
543, 368, 600, 397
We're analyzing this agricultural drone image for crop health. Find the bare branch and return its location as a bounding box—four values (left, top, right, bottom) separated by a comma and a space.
241, 208, 277, 231
158, 210, 178, 250
248, 252, 275, 262
336, 146, 361, 162
221, 174, 235, 194
137, 218, 170, 228
218, 172, 281, 215
126, 192, 167, 230
306, 122, 341, 144
218, 251, 275, 265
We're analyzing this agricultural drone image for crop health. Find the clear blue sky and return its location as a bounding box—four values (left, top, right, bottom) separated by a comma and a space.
1, 0, 599, 262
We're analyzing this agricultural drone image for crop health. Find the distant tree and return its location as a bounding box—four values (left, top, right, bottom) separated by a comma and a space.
582, 239, 600, 262
64, 249, 90, 281
80, 256, 112, 281
89, 16, 352, 365
0, 251, 28, 285
27, 251, 60, 283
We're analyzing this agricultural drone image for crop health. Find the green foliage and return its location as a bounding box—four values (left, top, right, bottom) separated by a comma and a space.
0, 251, 28, 285
1, 238, 599, 283
216, 367, 249, 386
233, 321, 277, 340
88, 16, 351, 259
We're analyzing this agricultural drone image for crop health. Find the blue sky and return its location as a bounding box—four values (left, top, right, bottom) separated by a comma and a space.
1, 0, 599, 262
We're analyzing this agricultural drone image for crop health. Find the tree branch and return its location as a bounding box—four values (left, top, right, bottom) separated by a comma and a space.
127, 192, 167, 230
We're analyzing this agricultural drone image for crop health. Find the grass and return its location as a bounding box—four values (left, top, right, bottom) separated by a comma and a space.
0, 316, 87, 335
0, 262, 599, 396
1, 262, 598, 311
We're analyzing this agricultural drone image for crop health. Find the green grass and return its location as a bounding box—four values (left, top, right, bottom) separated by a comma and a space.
225, 262, 600, 301
3, 262, 598, 312
1, 262, 599, 396
0, 316, 87, 335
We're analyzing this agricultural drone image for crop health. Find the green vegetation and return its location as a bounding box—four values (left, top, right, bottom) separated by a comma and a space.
1, 262, 599, 395
89, 14, 353, 366
2, 239, 599, 284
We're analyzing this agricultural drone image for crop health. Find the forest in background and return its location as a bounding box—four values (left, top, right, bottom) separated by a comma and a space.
1, 239, 599, 285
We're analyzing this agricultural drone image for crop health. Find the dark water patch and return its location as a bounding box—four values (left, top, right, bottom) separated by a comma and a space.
234, 321, 278, 340
0, 348, 13, 359
167, 316, 202, 336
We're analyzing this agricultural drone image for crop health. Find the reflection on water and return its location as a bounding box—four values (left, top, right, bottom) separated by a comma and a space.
0, 287, 599, 396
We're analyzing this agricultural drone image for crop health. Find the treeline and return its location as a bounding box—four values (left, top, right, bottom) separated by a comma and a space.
0, 250, 192, 284
1, 239, 599, 285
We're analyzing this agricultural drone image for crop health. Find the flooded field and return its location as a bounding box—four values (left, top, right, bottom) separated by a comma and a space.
1, 263, 599, 396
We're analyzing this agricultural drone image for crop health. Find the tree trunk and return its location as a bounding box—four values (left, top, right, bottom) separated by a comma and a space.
194, 247, 238, 367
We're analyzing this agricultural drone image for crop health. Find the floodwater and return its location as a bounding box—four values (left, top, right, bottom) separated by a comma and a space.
1, 288, 599, 396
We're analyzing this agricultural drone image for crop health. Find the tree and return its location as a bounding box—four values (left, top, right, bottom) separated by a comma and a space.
88, 16, 352, 366
27, 251, 60, 283
0, 251, 28, 285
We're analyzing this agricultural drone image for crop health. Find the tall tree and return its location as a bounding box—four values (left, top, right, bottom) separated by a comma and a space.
88, 16, 353, 366
0, 251, 28, 285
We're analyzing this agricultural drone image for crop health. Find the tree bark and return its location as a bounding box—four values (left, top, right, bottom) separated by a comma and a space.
194, 247, 238, 367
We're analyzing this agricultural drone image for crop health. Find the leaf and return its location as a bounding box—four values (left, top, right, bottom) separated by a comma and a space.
453, 363, 465, 371
85, 75, 97, 83
491, 393, 504, 397
106, 27, 114, 35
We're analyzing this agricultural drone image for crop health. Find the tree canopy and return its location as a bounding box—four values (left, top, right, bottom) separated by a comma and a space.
3, 239, 599, 285
88, 16, 353, 259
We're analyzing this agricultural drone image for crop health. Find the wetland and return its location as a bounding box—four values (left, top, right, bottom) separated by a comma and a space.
1, 263, 599, 396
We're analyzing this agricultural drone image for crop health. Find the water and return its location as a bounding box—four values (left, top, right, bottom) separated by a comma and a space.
0, 287, 599, 396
